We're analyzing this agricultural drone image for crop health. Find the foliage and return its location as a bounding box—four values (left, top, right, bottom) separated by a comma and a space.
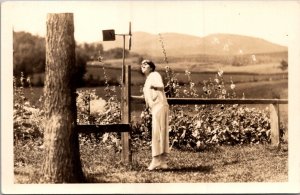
76, 66, 122, 151
158, 33, 180, 98
138, 67, 286, 151
104, 47, 129, 59
77, 42, 104, 61
13, 31, 46, 77
280, 59, 288, 71
13, 31, 88, 87
13, 73, 44, 144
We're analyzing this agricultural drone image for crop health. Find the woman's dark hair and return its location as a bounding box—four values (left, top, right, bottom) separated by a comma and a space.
142, 59, 156, 72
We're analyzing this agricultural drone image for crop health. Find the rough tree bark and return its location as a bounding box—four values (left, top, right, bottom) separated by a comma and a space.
42, 13, 85, 183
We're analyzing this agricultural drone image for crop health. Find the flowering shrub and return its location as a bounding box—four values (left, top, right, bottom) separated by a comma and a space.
13, 73, 44, 144
136, 67, 279, 151
76, 67, 122, 150
131, 108, 152, 150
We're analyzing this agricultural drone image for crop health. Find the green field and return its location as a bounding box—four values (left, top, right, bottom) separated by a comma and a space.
30, 58, 287, 87
83, 64, 287, 87
89, 58, 287, 74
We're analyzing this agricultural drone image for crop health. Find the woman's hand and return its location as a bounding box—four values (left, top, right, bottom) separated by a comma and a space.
150, 86, 163, 91
150, 86, 157, 90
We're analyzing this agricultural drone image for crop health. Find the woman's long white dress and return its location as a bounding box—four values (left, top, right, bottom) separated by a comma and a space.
143, 71, 169, 157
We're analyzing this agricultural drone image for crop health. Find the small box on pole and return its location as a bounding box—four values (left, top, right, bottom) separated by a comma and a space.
102, 29, 115, 41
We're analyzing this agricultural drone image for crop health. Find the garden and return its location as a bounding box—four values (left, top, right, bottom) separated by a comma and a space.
13, 63, 288, 183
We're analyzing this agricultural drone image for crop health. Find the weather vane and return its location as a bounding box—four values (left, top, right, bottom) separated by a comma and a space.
102, 22, 132, 84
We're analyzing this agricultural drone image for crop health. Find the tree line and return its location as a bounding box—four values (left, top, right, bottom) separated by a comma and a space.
13, 31, 138, 87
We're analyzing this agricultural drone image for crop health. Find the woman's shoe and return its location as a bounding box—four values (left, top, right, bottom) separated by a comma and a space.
147, 156, 161, 171
159, 154, 168, 169
147, 163, 161, 171
159, 163, 168, 169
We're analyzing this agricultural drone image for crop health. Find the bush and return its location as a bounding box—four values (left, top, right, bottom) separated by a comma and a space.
136, 67, 285, 151
280, 59, 288, 70
13, 73, 44, 144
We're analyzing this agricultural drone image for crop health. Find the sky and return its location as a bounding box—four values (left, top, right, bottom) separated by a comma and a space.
3, 1, 300, 46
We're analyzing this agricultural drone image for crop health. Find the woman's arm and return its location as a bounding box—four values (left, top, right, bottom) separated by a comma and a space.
150, 86, 164, 91
150, 72, 164, 91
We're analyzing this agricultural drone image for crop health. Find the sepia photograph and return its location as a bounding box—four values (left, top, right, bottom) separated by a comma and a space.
1, 0, 300, 194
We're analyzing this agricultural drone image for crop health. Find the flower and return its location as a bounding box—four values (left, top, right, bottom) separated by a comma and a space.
90, 98, 107, 115
232, 120, 239, 126
102, 133, 109, 143
233, 104, 238, 108
207, 89, 212, 95
190, 82, 195, 88
218, 69, 224, 77
196, 141, 201, 148
215, 78, 219, 83
192, 130, 199, 138
165, 66, 170, 71
222, 89, 227, 95
195, 120, 202, 128
203, 86, 207, 92
230, 83, 236, 90
185, 70, 191, 76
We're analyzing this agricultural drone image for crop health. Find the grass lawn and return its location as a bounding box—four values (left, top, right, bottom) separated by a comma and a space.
14, 140, 288, 183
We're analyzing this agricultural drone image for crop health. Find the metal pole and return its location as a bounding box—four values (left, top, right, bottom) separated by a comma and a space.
122, 35, 125, 84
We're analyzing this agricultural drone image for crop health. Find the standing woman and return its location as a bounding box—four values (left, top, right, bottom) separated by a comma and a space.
141, 59, 170, 170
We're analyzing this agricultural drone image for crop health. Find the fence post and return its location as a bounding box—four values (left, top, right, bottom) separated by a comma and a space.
121, 65, 132, 164
269, 103, 280, 148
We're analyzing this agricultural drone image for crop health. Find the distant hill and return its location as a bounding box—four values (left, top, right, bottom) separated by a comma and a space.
101, 32, 287, 57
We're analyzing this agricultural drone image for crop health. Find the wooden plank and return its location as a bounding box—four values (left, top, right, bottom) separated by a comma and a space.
121, 65, 132, 164
131, 96, 288, 105
269, 104, 280, 148
76, 124, 131, 134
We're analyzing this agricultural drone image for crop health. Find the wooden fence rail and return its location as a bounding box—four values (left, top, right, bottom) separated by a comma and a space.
131, 96, 288, 105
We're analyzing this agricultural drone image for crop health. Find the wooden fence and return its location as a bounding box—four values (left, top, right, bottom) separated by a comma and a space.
77, 65, 288, 164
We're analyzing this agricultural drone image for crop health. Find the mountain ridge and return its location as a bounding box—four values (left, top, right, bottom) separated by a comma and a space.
101, 32, 287, 57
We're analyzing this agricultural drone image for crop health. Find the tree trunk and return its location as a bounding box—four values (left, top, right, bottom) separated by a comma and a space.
42, 13, 85, 183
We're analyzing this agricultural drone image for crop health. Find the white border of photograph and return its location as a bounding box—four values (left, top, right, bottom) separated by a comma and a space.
1, 1, 300, 194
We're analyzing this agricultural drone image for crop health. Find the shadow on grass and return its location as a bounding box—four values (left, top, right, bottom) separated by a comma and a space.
85, 165, 213, 183
160, 165, 213, 173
